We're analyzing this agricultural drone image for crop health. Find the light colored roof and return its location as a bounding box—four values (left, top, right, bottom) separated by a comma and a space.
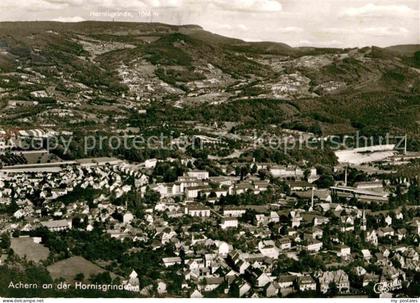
186, 204, 210, 211
330, 186, 388, 197
41, 219, 70, 228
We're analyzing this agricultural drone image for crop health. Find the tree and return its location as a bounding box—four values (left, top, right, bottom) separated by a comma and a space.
316, 175, 335, 188
91, 272, 112, 284
250, 164, 258, 174
414, 51, 420, 67
304, 169, 311, 181
406, 271, 420, 297
258, 169, 269, 180
0, 233, 10, 249
240, 209, 257, 225
74, 273, 85, 281
72, 216, 88, 229
143, 188, 161, 205
328, 282, 338, 297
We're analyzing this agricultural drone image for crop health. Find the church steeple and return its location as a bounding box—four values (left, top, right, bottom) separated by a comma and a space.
361, 209, 367, 231
309, 187, 314, 211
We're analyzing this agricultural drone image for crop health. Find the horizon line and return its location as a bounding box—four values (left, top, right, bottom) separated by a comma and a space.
0, 19, 419, 49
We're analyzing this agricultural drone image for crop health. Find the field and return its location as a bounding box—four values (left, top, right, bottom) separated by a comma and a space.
10, 237, 50, 263
47, 256, 108, 281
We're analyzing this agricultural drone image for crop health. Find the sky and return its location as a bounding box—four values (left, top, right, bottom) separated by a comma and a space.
0, 0, 418, 47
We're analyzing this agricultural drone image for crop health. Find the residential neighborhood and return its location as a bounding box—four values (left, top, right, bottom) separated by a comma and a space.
0, 12, 419, 300
0, 145, 418, 298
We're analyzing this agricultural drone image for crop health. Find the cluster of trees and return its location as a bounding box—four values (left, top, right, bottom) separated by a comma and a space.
246, 147, 337, 167
273, 252, 325, 275
134, 99, 313, 132
106, 187, 159, 219
29, 227, 129, 261
152, 160, 186, 182
144, 33, 194, 67
335, 167, 370, 187
0, 233, 10, 250
45, 41, 128, 95
155, 67, 204, 91
21, 225, 180, 295
52, 131, 180, 162
56, 186, 104, 206
321, 92, 419, 151
387, 179, 420, 209
407, 181, 420, 204
186, 143, 234, 159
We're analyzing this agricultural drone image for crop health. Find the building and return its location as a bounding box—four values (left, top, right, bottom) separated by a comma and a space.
220, 217, 239, 229
366, 230, 378, 246
266, 282, 280, 297
223, 206, 247, 217
277, 238, 292, 250
330, 186, 389, 203
185, 204, 211, 217
40, 219, 72, 232
305, 239, 323, 252
298, 275, 316, 292
378, 227, 395, 238
336, 245, 351, 258
258, 240, 279, 259
318, 270, 350, 294
277, 275, 296, 289
287, 181, 314, 191
162, 257, 182, 267
269, 166, 316, 180
186, 170, 209, 180
354, 181, 384, 190
185, 186, 208, 199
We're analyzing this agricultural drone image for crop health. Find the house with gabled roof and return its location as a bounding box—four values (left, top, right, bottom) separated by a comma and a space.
317, 270, 350, 294
297, 275, 316, 292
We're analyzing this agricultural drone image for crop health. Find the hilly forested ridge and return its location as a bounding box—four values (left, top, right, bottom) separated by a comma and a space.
0, 21, 419, 151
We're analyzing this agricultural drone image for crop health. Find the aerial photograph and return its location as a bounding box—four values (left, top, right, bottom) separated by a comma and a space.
0, 0, 419, 301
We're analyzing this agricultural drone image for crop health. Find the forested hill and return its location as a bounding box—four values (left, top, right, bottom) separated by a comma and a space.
0, 21, 419, 148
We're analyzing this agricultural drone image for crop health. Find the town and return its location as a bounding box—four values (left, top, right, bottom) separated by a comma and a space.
0, 134, 419, 298
0, 20, 419, 299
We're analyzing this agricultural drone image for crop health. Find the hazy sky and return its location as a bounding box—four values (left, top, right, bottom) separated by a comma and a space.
0, 0, 418, 47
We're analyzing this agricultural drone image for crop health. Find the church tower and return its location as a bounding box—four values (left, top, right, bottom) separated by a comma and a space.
361, 210, 367, 231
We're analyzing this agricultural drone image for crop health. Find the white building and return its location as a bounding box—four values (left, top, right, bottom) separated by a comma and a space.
123, 212, 134, 224
185, 204, 211, 217
336, 245, 351, 258
186, 170, 209, 180
258, 240, 280, 259
40, 219, 72, 232
298, 275, 317, 292
220, 218, 238, 229
305, 239, 323, 252
223, 206, 246, 217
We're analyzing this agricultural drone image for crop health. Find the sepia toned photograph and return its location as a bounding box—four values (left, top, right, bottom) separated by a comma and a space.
0, 0, 419, 301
